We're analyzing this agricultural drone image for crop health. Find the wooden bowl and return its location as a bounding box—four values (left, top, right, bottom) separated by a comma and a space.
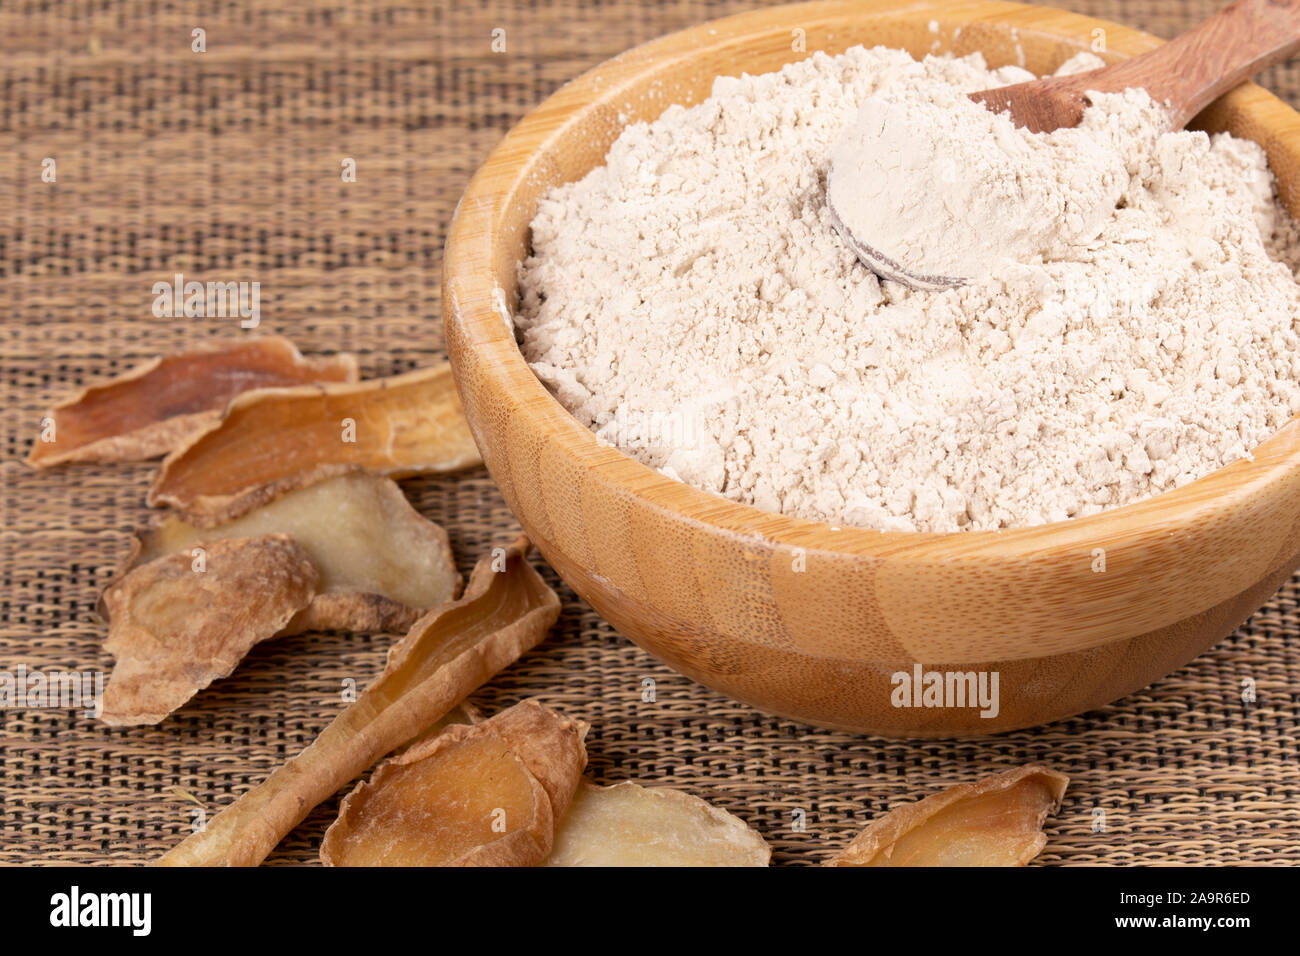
443, 0, 1300, 736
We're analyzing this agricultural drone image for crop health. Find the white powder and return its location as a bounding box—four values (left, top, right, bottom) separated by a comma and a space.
827, 59, 1131, 283
516, 46, 1300, 533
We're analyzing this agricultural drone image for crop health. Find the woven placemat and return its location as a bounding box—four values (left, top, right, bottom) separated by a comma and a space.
1, 0, 1296, 866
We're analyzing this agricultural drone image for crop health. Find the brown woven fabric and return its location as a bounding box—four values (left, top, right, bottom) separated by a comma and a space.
1, 0, 1297, 866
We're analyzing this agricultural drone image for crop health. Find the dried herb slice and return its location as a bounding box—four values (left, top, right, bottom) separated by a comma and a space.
106, 473, 460, 634
28, 337, 357, 467
826, 765, 1069, 867
547, 781, 771, 867
278, 593, 422, 637
148, 364, 481, 525
101, 535, 319, 726
320, 700, 587, 866
156, 536, 559, 867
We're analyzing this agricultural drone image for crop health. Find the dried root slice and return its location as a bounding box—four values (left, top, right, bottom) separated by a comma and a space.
148, 364, 482, 525
412, 700, 485, 741
279, 593, 421, 637
28, 337, 357, 467
108, 473, 460, 634
826, 765, 1069, 867
547, 781, 771, 867
324, 726, 547, 866
320, 700, 587, 866
100, 535, 319, 727
395, 700, 486, 754
156, 536, 559, 867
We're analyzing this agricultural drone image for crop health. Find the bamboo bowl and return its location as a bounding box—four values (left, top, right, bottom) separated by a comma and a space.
443, 0, 1300, 736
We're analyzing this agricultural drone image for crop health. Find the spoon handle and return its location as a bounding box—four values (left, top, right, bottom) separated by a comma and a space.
1093, 0, 1300, 128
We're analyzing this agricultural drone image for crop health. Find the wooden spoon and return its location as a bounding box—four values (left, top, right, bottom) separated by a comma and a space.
834, 0, 1300, 290
972, 0, 1300, 133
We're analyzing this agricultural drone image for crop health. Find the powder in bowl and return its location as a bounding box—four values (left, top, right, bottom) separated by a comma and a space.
515, 46, 1300, 533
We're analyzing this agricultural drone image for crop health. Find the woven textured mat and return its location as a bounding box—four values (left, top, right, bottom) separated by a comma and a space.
1, 0, 1297, 867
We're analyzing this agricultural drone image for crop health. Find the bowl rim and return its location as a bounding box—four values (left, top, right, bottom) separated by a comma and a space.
443, 0, 1300, 564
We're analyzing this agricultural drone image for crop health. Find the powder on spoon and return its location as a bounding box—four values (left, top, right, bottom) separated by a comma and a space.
827, 73, 1131, 284
515, 46, 1300, 533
